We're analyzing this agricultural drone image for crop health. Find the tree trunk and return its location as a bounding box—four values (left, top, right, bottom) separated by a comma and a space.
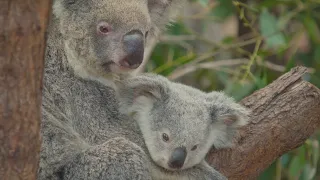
0, 1, 52, 180
207, 66, 320, 179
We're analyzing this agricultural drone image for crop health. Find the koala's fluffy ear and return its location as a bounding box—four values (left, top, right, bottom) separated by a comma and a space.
115, 74, 169, 115
52, 0, 74, 18
207, 91, 250, 148
148, 0, 184, 34
52, 0, 89, 17
208, 91, 250, 127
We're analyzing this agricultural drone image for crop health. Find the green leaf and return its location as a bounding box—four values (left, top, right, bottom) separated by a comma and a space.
313, 45, 320, 63
303, 15, 320, 44
289, 156, 303, 179
288, 146, 306, 179
281, 154, 290, 167
301, 164, 316, 180
284, 57, 296, 72
252, 71, 268, 89
221, 36, 236, 45
300, 139, 319, 180
210, 0, 235, 20
310, 139, 319, 167
223, 80, 255, 101
259, 9, 286, 48
258, 161, 277, 180
259, 0, 295, 9
199, 0, 209, 7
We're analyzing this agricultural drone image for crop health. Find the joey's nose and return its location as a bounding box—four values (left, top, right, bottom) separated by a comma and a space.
168, 147, 187, 169
121, 30, 144, 69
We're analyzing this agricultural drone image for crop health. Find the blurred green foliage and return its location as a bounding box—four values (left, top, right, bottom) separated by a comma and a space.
145, 0, 320, 179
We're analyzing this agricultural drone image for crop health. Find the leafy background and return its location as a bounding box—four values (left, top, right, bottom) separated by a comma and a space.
142, 0, 320, 179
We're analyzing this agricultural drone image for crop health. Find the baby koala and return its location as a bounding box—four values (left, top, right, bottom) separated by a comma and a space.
116, 73, 250, 180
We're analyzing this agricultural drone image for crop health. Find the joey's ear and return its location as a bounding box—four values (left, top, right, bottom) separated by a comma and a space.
211, 103, 250, 128
206, 91, 250, 149
115, 74, 169, 114
208, 91, 250, 127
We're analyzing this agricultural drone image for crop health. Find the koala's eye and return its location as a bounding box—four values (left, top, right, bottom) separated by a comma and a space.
97, 22, 112, 35
145, 31, 149, 39
162, 133, 169, 142
191, 145, 198, 151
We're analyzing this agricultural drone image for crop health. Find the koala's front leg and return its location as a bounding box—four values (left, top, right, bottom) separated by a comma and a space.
182, 161, 227, 180
62, 137, 152, 180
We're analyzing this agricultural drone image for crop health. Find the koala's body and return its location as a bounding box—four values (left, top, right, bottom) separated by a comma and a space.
116, 73, 250, 180
40, 0, 186, 180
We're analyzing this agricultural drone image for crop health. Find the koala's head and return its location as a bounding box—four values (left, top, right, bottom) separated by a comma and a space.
52, 0, 180, 79
117, 74, 250, 171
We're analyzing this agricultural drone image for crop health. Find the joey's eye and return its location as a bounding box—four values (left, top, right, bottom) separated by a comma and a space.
162, 133, 169, 142
191, 145, 198, 151
145, 31, 149, 39
97, 22, 112, 35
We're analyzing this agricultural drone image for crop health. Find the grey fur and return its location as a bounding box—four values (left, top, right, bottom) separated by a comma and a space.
39, 0, 185, 179
115, 73, 250, 180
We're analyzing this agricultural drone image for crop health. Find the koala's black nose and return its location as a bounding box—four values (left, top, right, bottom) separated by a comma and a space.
168, 147, 187, 169
121, 30, 144, 69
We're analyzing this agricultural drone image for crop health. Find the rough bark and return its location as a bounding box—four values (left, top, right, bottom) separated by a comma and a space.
207, 66, 320, 180
0, 0, 52, 180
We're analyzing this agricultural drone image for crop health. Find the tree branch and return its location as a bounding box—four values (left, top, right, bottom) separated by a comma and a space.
0, 0, 52, 179
206, 66, 320, 180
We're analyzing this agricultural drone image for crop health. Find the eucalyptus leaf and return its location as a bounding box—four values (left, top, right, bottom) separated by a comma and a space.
259, 9, 286, 48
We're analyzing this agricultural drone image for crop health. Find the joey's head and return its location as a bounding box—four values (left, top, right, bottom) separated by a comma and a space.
52, 0, 177, 79
117, 74, 250, 171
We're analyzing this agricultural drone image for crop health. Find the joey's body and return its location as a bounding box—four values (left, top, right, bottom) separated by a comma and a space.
116, 74, 250, 180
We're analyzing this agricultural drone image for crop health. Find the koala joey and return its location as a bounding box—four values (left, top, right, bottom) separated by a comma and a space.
40, 0, 186, 180
116, 73, 250, 180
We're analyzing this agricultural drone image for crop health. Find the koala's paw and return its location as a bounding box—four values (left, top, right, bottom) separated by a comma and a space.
63, 137, 152, 180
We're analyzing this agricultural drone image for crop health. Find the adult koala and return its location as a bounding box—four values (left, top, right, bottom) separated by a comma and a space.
39, 0, 184, 179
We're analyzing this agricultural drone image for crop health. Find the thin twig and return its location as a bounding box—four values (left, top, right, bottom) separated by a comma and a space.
168, 59, 249, 80
168, 58, 315, 80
